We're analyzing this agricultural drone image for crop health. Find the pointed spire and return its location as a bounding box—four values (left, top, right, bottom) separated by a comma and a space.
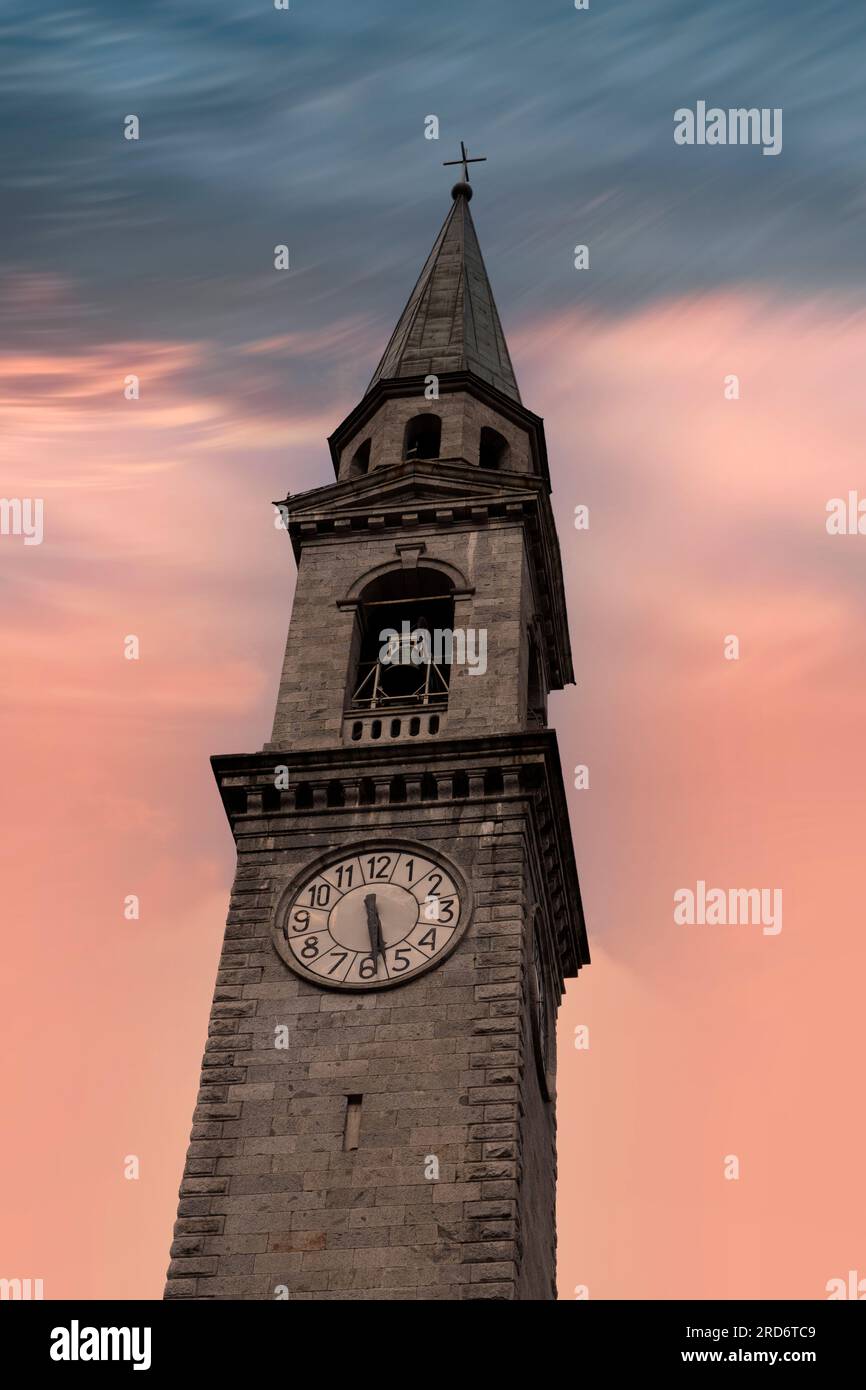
366, 186, 521, 403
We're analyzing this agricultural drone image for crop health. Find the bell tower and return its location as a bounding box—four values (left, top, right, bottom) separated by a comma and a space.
165, 170, 589, 1302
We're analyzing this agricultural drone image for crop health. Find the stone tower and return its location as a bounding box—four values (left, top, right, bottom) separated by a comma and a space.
165, 177, 589, 1302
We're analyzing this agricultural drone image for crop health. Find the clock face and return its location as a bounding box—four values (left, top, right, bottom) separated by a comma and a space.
274, 846, 469, 990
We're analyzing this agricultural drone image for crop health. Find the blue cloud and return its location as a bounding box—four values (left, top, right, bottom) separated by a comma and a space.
2, 0, 865, 407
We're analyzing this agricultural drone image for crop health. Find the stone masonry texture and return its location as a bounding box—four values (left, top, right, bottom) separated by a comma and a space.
165, 792, 559, 1301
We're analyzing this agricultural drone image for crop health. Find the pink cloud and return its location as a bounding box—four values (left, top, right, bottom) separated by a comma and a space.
2, 291, 865, 1298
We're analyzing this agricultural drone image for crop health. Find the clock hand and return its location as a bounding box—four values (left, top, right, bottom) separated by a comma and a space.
364, 892, 383, 962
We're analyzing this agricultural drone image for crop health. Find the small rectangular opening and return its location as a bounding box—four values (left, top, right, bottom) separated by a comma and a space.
343, 1094, 362, 1152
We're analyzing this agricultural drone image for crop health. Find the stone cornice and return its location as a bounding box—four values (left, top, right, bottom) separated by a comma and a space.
212, 729, 588, 982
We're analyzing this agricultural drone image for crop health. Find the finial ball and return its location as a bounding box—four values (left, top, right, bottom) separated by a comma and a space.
451, 180, 473, 201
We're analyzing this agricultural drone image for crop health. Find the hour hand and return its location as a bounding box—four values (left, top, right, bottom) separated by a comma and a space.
364, 892, 383, 961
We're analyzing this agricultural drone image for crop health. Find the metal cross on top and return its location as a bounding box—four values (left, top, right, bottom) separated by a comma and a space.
443, 140, 487, 183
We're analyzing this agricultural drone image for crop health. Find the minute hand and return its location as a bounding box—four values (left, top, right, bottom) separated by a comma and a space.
363, 892, 384, 961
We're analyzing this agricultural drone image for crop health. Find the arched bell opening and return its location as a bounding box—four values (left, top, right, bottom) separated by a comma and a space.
348, 567, 455, 714
403, 413, 442, 462
479, 426, 509, 470
348, 438, 372, 478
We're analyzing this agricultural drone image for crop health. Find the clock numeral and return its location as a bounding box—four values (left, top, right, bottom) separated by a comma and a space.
395, 854, 433, 887
365, 854, 392, 882
304, 882, 332, 908
335, 863, 354, 888
289, 909, 311, 932
324, 951, 349, 975
417, 928, 437, 952
411, 870, 456, 911
358, 954, 379, 980
391, 949, 412, 974
300, 936, 321, 959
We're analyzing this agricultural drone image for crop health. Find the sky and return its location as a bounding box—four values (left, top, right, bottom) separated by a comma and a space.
2, 0, 866, 1300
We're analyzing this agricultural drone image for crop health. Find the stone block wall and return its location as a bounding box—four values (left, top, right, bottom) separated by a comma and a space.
164, 785, 557, 1300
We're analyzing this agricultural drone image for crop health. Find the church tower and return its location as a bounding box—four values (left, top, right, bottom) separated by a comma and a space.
165, 169, 589, 1302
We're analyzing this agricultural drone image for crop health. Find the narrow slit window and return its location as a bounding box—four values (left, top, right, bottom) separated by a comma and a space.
343, 1095, 362, 1152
